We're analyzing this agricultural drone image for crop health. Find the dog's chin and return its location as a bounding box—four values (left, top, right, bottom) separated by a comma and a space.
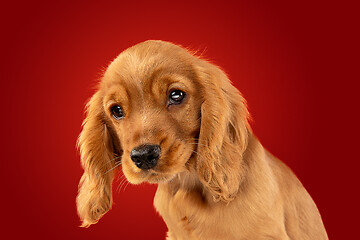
122, 161, 177, 184
144, 172, 177, 184
124, 170, 176, 185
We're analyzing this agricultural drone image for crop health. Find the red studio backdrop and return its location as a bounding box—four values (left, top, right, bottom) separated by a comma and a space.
1, 1, 358, 239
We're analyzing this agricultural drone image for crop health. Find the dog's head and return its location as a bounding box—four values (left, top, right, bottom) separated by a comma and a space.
76, 40, 250, 226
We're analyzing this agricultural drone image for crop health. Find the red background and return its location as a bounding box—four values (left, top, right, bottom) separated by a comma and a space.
1, 1, 358, 239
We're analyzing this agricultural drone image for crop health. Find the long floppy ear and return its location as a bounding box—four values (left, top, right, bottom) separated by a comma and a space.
76, 91, 121, 227
195, 63, 250, 203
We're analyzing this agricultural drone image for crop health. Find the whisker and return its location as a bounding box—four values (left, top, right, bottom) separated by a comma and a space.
181, 138, 208, 148
103, 161, 122, 175
191, 150, 206, 160
119, 179, 129, 192
99, 156, 122, 171
183, 138, 199, 142
115, 173, 126, 184
122, 181, 131, 192
186, 142, 208, 148
119, 177, 129, 192
117, 175, 128, 192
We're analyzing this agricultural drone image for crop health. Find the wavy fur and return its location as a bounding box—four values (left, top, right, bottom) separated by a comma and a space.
76, 40, 328, 239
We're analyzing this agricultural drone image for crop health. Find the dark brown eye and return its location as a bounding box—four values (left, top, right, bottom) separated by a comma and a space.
110, 105, 124, 120
169, 90, 186, 105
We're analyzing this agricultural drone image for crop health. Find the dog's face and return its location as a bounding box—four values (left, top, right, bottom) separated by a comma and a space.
101, 45, 202, 184
77, 40, 249, 226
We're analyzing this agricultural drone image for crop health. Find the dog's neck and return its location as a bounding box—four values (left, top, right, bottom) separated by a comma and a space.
162, 132, 262, 206
167, 169, 206, 196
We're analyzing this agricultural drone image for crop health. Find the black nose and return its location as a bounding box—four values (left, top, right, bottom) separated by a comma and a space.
130, 144, 161, 170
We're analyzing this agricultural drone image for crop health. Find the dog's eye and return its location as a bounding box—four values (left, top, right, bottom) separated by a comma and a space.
110, 105, 124, 120
169, 90, 186, 105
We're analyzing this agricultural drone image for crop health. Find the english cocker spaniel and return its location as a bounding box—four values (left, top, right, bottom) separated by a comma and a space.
76, 40, 328, 239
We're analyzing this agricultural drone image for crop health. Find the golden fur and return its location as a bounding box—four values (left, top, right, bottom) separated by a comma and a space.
76, 40, 328, 239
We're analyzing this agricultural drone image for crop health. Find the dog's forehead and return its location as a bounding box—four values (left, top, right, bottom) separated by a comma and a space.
102, 41, 196, 91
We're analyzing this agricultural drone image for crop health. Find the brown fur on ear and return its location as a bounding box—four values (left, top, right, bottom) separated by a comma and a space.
76, 91, 121, 227
195, 62, 250, 203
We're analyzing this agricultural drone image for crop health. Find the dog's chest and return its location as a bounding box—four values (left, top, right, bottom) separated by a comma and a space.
153, 185, 224, 240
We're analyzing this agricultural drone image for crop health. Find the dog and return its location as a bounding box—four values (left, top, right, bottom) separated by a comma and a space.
76, 40, 328, 239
